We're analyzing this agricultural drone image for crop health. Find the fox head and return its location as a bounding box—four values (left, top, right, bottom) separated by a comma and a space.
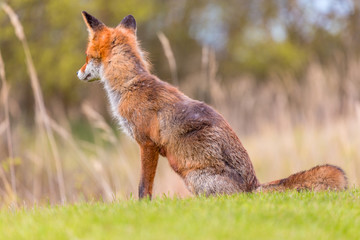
77, 11, 147, 82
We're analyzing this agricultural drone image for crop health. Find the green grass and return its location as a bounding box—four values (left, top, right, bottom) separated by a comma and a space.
1, 190, 359, 240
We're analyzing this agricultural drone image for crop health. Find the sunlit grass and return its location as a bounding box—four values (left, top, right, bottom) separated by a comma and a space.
0, 190, 359, 240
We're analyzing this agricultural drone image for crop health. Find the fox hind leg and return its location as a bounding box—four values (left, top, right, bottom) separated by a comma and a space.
184, 168, 247, 196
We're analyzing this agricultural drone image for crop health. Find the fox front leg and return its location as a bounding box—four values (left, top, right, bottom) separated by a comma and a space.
138, 142, 159, 199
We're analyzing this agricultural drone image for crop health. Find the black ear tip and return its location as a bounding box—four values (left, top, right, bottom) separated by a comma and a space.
82, 11, 92, 20
81, 11, 104, 29
127, 15, 136, 23
120, 14, 136, 30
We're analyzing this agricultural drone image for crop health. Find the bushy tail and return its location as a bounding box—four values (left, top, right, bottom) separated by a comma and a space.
258, 164, 347, 192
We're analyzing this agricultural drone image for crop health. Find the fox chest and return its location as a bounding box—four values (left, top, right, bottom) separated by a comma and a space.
118, 116, 135, 139
103, 82, 135, 139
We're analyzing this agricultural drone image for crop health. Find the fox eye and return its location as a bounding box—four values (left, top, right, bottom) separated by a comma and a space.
86, 54, 95, 60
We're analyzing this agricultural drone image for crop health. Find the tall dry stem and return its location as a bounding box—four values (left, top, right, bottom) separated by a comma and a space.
0, 121, 6, 135
0, 50, 16, 201
1, 3, 66, 203
157, 32, 178, 85
200, 46, 219, 102
200, 46, 209, 101
49, 118, 114, 202
81, 103, 117, 144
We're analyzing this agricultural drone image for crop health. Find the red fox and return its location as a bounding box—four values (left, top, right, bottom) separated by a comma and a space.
77, 12, 348, 199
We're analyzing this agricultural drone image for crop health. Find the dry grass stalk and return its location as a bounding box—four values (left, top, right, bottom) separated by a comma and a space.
157, 32, 178, 85
80, 102, 142, 199
48, 118, 114, 202
0, 121, 7, 135
1, 3, 66, 203
81, 102, 117, 144
199, 46, 220, 102
200, 46, 209, 101
0, 49, 17, 200
207, 47, 219, 101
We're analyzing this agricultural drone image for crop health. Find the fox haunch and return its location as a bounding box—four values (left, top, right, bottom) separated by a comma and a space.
77, 12, 347, 199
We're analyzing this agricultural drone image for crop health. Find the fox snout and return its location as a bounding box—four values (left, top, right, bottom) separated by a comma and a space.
77, 69, 90, 81
77, 60, 101, 82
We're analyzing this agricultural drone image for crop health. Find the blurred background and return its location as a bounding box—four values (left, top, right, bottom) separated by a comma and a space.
0, 0, 359, 205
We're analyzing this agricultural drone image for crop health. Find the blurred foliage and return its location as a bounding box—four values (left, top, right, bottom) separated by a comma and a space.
0, 0, 359, 111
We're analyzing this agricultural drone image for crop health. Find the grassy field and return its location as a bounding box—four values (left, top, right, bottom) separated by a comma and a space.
0, 190, 359, 240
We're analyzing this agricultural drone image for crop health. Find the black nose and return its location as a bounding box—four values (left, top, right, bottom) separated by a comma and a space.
76, 71, 79, 75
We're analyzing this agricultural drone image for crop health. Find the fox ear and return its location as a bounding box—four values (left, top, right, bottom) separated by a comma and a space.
82, 11, 104, 32
118, 15, 136, 32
